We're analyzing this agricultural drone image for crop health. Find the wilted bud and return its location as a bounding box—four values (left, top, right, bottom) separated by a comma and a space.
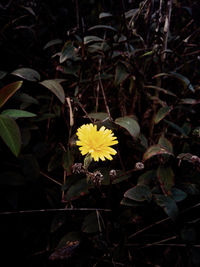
89, 171, 104, 186
135, 162, 144, 170
109, 169, 117, 178
71, 163, 85, 174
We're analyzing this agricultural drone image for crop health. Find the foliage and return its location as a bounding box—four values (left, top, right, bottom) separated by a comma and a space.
0, 0, 200, 266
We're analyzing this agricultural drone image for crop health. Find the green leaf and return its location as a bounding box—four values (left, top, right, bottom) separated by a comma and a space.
114, 62, 129, 86
154, 106, 172, 124
57, 63, 80, 76
137, 170, 157, 185
88, 25, 117, 32
1, 109, 36, 118
143, 145, 173, 161
157, 166, 174, 194
124, 185, 152, 202
99, 12, 113, 19
87, 42, 110, 53
158, 136, 173, 153
11, 68, 40, 81
62, 149, 74, 175
60, 41, 77, 63
112, 170, 132, 184
40, 79, 65, 104
84, 36, 103, 45
56, 232, 81, 248
120, 197, 145, 207
154, 194, 178, 220
140, 51, 153, 58
0, 81, 23, 108
88, 112, 109, 121
65, 179, 93, 201
0, 71, 7, 79
171, 187, 187, 202
43, 38, 62, 50
153, 72, 194, 93
0, 115, 21, 156
164, 119, 188, 137
15, 92, 39, 105
82, 212, 100, 233
115, 116, 140, 138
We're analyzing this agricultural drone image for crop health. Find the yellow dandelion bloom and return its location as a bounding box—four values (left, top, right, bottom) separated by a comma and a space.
76, 123, 118, 161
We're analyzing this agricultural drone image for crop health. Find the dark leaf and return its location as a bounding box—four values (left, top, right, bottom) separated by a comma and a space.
65, 179, 93, 201
88, 25, 117, 32
153, 72, 194, 93
43, 39, 62, 50
82, 212, 100, 233
115, 116, 140, 138
0, 81, 23, 108
62, 149, 74, 175
154, 106, 172, 124
171, 187, 187, 202
114, 62, 129, 86
1, 109, 36, 118
99, 12, 113, 19
124, 185, 152, 202
157, 166, 174, 195
11, 68, 40, 81
40, 79, 65, 104
154, 194, 178, 221
84, 36, 103, 45
137, 170, 157, 185
158, 136, 173, 153
120, 197, 145, 207
0, 115, 21, 156
60, 41, 77, 63
112, 170, 132, 184
143, 145, 173, 161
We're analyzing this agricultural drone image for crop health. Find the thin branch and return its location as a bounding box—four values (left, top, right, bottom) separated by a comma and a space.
125, 243, 200, 248
139, 235, 177, 249
0, 208, 112, 216
128, 202, 200, 240
40, 171, 62, 186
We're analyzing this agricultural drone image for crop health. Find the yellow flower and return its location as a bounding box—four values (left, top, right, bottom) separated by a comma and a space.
76, 123, 118, 161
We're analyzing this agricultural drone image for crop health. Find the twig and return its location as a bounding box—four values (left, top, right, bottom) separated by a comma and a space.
77, 101, 94, 122
128, 202, 200, 240
0, 208, 112, 216
139, 235, 177, 249
98, 57, 112, 121
66, 97, 74, 127
125, 243, 200, 248
40, 171, 62, 186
